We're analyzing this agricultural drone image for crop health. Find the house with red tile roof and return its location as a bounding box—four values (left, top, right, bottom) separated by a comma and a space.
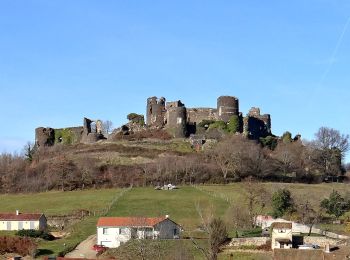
96, 215, 181, 248
0, 210, 47, 231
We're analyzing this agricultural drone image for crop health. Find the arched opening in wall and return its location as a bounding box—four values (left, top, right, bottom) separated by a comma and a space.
90, 122, 97, 133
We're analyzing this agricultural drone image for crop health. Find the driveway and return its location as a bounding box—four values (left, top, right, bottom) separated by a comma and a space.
65, 234, 98, 259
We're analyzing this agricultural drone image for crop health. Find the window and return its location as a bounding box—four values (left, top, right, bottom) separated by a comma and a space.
119, 228, 127, 235
30, 221, 35, 229
103, 228, 108, 235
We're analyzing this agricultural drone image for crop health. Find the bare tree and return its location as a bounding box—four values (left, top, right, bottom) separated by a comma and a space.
242, 178, 270, 228
211, 136, 247, 179
313, 127, 349, 176
191, 203, 228, 260
272, 142, 305, 180
23, 142, 35, 162
211, 136, 269, 180
103, 120, 114, 135
314, 127, 349, 154
208, 218, 228, 260
295, 199, 322, 236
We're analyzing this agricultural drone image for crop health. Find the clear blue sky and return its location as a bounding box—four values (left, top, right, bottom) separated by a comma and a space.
0, 1, 349, 162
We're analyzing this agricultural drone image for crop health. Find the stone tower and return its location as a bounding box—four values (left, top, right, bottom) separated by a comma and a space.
146, 96, 166, 127
166, 101, 187, 138
244, 107, 271, 139
217, 96, 239, 122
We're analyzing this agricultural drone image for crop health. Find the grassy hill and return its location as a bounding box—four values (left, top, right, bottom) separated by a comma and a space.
1, 183, 349, 258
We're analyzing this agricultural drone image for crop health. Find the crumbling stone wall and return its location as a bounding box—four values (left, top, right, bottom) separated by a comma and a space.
166, 100, 184, 109
35, 127, 55, 147
229, 237, 270, 247
35, 126, 84, 147
187, 108, 217, 125
146, 96, 166, 127
54, 127, 84, 144
80, 117, 106, 144
244, 107, 272, 139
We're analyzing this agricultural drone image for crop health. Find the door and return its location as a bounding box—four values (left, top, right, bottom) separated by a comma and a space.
18, 221, 23, 230
6, 221, 11, 231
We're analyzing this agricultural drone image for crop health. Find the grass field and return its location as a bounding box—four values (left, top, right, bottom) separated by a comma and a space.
106, 186, 229, 229
1, 183, 349, 258
0, 189, 119, 215
199, 182, 350, 211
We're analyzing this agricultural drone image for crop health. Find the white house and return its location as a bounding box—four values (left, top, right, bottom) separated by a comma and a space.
271, 222, 293, 250
96, 215, 181, 248
0, 210, 47, 231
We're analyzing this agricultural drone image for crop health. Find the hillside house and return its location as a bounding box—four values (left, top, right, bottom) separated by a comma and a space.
271, 222, 293, 250
96, 215, 181, 248
0, 210, 47, 231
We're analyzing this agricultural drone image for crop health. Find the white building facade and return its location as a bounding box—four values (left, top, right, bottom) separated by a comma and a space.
0, 211, 47, 231
271, 222, 293, 250
97, 216, 181, 248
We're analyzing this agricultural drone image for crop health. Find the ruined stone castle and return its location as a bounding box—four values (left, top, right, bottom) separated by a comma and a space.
146, 95, 271, 139
35, 117, 105, 148
35, 95, 272, 147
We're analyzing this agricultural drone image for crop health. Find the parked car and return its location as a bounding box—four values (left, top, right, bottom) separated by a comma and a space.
298, 244, 320, 250
92, 244, 108, 252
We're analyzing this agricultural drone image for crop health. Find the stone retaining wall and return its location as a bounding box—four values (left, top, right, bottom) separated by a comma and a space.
229, 237, 270, 247
303, 236, 344, 247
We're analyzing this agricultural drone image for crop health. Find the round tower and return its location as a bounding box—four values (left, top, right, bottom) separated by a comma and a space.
167, 106, 187, 138
217, 96, 239, 122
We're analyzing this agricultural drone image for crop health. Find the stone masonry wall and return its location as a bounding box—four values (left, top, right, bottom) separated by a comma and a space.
187, 108, 217, 124
303, 236, 343, 247
229, 237, 270, 247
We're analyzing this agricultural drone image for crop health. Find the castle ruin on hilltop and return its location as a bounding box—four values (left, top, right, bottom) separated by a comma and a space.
35, 95, 272, 148
146, 95, 271, 139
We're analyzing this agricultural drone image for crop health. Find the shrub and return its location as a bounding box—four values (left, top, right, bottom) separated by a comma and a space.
54, 128, 75, 145
272, 188, 294, 218
282, 131, 293, 143
320, 190, 350, 219
16, 229, 55, 241
227, 115, 239, 133
0, 236, 37, 255
127, 113, 145, 125
260, 135, 278, 150
198, 119, 216, 128
209, 120, 227, 131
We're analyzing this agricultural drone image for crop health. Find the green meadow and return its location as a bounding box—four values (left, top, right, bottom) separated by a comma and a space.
0, 183, 348, 258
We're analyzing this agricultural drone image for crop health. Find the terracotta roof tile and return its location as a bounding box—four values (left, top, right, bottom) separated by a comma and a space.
272, 222, 292, 229
0, 213, 43, 221
97, 216, 168, 227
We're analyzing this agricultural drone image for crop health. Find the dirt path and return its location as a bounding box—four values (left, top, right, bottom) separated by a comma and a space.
65, 234, 97, 259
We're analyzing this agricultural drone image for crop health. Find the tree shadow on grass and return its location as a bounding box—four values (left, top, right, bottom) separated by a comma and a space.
36, 249, 54, 256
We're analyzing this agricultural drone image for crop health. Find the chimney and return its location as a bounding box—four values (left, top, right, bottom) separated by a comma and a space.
165, 215, 169, 219
16, 210, 19, 215
324, 243, 330, 253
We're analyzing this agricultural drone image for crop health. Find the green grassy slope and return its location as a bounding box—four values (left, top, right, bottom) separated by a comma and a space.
1, 183, 349, 258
